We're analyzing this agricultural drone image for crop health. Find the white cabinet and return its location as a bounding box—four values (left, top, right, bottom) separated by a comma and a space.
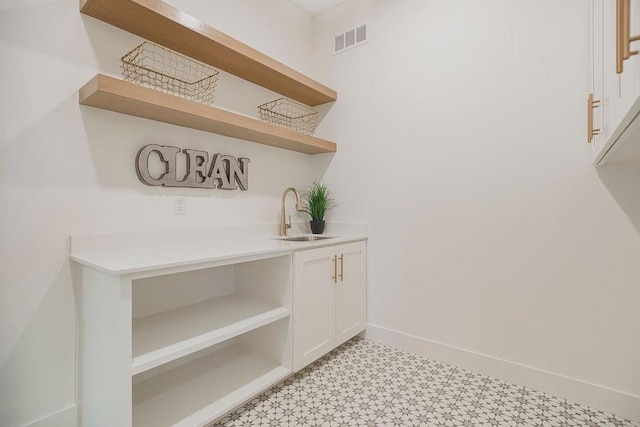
600, 0, 640, 143
335, 242, 368, 346
291, 246, 336, 370
613, 0, 640, 117
74, 254, 293, 427
71, 227, 368, 426
591, 0, 640, 165
292, 241, 367, 371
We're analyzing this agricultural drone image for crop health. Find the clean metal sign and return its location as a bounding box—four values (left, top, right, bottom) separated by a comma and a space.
136, 144, 250, 190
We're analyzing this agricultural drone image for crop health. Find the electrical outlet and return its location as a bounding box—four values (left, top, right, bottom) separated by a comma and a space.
174, 196, 186, 215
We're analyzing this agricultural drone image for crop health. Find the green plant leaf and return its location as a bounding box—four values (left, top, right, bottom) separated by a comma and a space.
300, 181, 336, 221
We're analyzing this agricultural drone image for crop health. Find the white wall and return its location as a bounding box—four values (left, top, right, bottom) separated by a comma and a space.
312, 0, 640, 419
3, 0, 640, 424
0, 1, 320, 426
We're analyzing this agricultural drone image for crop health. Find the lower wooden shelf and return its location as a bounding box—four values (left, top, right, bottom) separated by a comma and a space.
79, 74, 337, 155
132, 344, 291, 427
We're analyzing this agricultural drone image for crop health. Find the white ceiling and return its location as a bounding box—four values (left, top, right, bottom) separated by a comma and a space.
288, 0, 349, 17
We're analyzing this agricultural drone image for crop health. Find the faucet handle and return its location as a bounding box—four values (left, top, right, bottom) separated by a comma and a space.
286, 215, 292, 229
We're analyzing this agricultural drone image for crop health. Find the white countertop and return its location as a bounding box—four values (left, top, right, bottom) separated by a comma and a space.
70, 224, 367, 275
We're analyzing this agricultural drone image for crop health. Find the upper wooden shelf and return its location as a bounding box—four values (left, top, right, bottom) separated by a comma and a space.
80, 0, 337, 106
79, 74, 337, 155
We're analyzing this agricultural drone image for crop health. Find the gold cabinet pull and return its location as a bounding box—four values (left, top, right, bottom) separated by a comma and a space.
617, 0, 640, 73
588, 93, 601, 143
618, 0, 625, 73
339, 254, 344, 282
332, 255, 337, 284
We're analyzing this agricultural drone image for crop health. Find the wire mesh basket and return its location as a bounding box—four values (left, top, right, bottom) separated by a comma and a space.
258, 98, 319, 135
121, 42, 219, 106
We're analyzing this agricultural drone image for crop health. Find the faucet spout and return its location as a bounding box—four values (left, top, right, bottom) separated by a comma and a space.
280, 187, 304, 236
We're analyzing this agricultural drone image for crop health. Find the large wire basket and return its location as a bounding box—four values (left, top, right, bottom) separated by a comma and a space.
121, 42, 219, 106
258, 98, 319, 135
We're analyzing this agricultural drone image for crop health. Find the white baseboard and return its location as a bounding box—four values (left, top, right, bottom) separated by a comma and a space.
27, 405, 76, 427
364, 324, 640, 423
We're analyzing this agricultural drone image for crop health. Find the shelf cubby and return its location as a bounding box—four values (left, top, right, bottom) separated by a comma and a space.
130, 255, 292, 372
132, 295, 290, 375
132, 319, 291, 427
79, 74, 337, 155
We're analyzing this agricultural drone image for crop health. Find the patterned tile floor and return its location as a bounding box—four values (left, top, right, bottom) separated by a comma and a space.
213, 337, 640, 427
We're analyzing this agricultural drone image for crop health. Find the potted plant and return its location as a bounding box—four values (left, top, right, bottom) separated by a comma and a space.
301, 181, 336, 234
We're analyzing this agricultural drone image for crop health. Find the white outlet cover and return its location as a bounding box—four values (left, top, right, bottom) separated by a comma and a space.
174, 196, 186, 215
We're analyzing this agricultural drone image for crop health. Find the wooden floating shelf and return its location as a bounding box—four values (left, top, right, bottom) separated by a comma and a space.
80, 0, 337, 106
79, 74, 337, 155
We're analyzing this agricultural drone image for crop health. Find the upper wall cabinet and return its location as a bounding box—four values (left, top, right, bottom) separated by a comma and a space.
588, 0, 607, 151
80, 0, 337, 106
590, 0, 640, 166
292, 242, 366, 372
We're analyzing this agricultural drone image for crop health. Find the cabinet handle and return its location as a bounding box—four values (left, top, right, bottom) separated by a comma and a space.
332, 255, 337, 284
618, 0, 625, 73
617, 0, 640, 73
339, 254, 344, 282
624, 0, 640, 57
587, 93, 601, 143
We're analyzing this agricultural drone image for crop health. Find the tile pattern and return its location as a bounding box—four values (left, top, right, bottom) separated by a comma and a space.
213, 337, 639, 427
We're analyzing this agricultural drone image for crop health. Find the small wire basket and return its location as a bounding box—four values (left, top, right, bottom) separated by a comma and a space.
121, 42, 219, 106
258, 98, 319, 135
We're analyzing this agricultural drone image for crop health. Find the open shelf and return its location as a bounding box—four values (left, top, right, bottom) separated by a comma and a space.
79, 74, 337, 155
132, 295, 290, 375
132, 344, 291, 427
80, 0, 336, 106
74, 239, 295, 426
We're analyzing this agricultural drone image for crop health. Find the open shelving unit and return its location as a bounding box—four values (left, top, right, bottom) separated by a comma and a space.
79, 0, 339, 153
79, 74, 337, 155
80, 0, 336, 106
74, 252, 294, 426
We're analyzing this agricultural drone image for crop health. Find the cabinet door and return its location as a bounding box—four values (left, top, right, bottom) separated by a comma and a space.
335, 241, 367, 347
293, 246, 336, 371
599, 0, 640, 156
618, 0, 640, 113
591, 0, 606, 152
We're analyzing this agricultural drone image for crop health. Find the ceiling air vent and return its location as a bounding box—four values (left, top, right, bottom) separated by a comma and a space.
334, 24, 368, 54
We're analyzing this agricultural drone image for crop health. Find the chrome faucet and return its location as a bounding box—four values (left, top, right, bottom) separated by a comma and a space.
280, 187, 304, 236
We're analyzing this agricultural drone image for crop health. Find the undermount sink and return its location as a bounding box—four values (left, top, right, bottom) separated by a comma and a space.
280, 236, 335, 242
